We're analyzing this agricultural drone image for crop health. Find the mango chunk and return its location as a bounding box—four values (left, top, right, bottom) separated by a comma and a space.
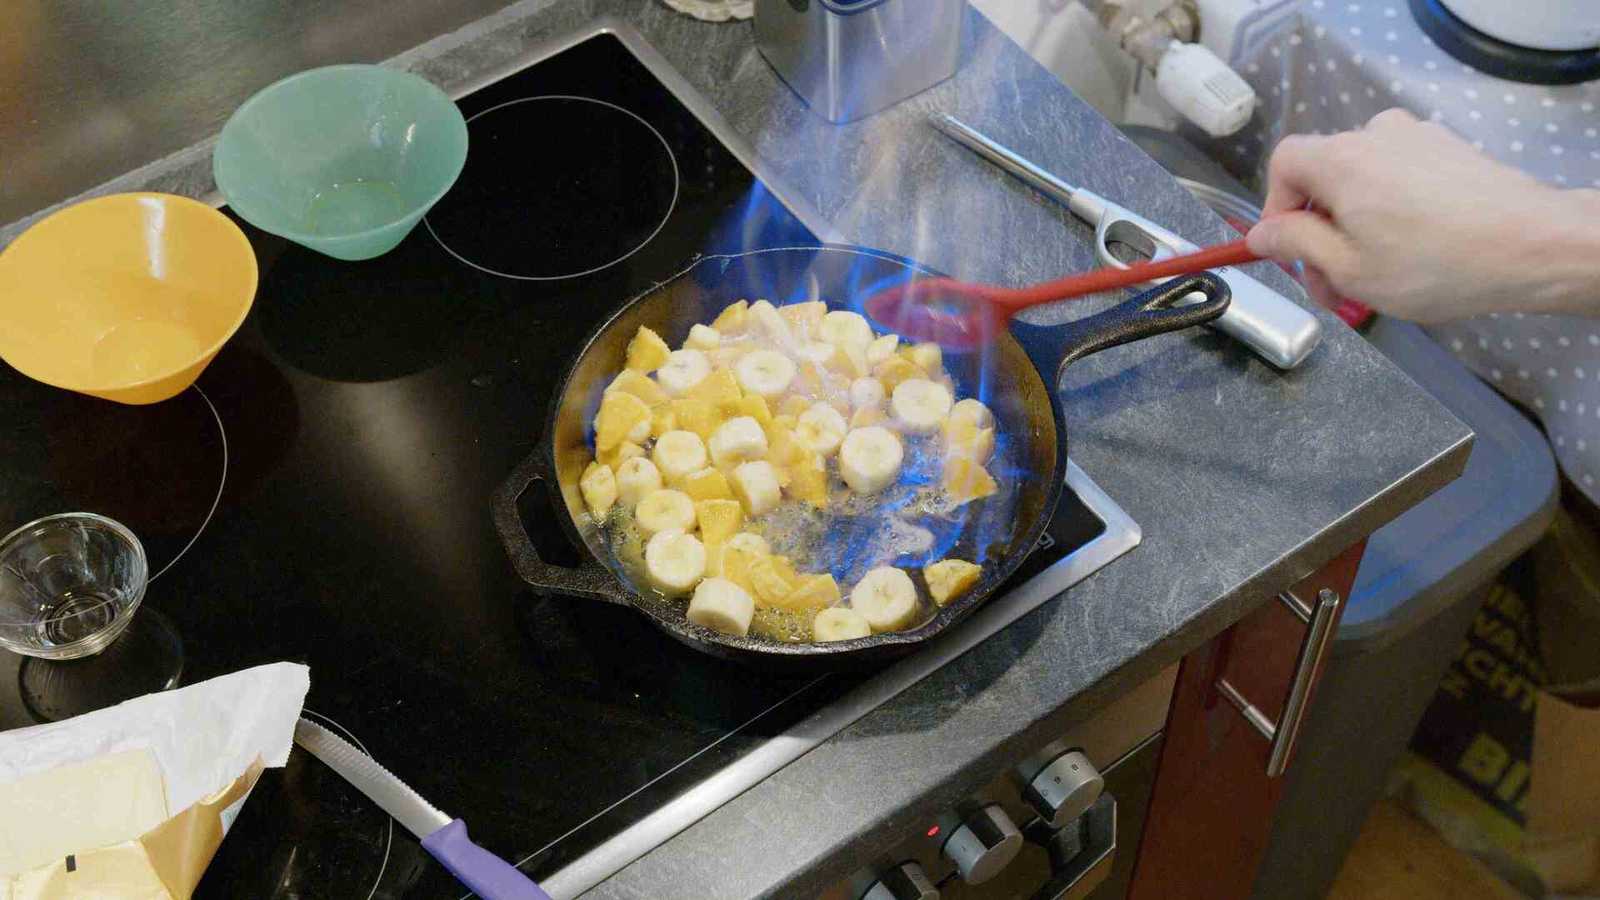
924, 559, 983, 607
943, 456, 999, 506
681, 467, 734, 502
607, 369, 669, 407
596, 391, 652, 452
626, 326, 671, 372
695, 499, 744, 546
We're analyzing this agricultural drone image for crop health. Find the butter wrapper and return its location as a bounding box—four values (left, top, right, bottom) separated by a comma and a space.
0, 663, 310, 899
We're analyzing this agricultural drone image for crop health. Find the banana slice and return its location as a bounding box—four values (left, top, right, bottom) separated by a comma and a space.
813, 606, 872, 642
708, 416, 769, 469
866, 334, 900, 367
735, 350, 797, 398
850, 567, 919, 633
839, 426, 904, 494
726, 532, 771, 556
635, 489, 697, 538
657, 349, 713, 396
731, 460, 783, 515
891, 378, 953, 433
949, 398, 995, 431
615, 456, 663, 507
798, 341, 837, 366
750, 300, 793, 346
652, 430, 708, 482
819, 310, 874, 348
849, 377, 886, 411
684, 324, 721, 351
796, 402, 848, 458
579, 462, 617, 519
644, 529, 707, 596
687, 577, 756, 636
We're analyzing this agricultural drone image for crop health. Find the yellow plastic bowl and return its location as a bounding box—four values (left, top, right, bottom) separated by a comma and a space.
0, 193, 258, 404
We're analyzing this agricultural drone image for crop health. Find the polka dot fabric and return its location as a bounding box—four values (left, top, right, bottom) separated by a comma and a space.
1210, 1, 1600, 502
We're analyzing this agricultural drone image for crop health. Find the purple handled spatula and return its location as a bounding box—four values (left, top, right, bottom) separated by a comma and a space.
294, 717, 553, 900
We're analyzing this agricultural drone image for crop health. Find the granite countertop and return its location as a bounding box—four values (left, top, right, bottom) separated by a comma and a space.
0, 1, 1473, 897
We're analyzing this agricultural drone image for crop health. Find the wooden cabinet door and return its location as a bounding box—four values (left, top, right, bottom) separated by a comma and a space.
1128, 541, 1367, 900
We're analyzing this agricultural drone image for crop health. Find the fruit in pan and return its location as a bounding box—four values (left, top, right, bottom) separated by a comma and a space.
891, 378, 953, 433
626, 326, 671, 372
688, 577, 755, 636
850, 567, 918, 633
636, 489, 696, 538
646, 529, 707, 596
813, 606, 871, 642
579, 462, 617, 519
838, 426, 903, 494
657, 349, 713, 396
925, 559, 983, 607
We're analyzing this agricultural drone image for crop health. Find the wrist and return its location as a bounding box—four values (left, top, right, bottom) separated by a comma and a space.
1520, 188, 1600, 317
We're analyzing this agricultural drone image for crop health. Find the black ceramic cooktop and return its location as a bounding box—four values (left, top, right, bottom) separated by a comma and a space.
0, 34, 1103, 897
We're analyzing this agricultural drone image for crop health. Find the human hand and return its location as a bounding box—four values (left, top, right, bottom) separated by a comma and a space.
1246, 108, 1600, 323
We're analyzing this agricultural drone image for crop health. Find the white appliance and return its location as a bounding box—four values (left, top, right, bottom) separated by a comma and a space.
1439, 0, 1600, 51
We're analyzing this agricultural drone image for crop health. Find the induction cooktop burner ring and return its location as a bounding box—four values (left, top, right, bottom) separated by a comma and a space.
148, 383, 227, 584
423, 95, 681, 281
300, 707, 393, 900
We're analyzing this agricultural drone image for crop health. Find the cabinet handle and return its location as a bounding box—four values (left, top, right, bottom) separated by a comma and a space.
1214, 589, 1341, 777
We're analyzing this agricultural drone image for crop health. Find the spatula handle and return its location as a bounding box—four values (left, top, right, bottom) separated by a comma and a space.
423, 819, 554, 900
999, 239, 1259, 308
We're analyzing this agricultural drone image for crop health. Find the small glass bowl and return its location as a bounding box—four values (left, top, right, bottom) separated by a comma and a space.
0, 513, 148, 659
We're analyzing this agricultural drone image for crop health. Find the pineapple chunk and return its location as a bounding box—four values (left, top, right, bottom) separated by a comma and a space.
598, 440, 645, 472
875, 356, 923, 392
788, 450, 829, 508
780, 573, 841, 613
606, 369, 669, 407
650, 405, 678, 439
779, 301, 827, 332
944, 418, 996, 463
684, 324, 721, 351
579, 462, 617, 519
851, 406, 887, 429
778, 395, 810, 418
695, 499, 744, 546
719, 544, 761, 596
737, 394, 772, 427
712, 300, 749, 334
625, 326, 671, 372
924, 559, 983, 607
688, 368, 742, 408
748, 555, 797, 606
944, 456, 999, 506
671, 397, 724, 442
681, 467, 734, 502
908, 342, 943, 376
595, 391, 652, 452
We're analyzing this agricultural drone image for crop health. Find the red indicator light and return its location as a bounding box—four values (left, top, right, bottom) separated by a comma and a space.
926, 825, 941, 838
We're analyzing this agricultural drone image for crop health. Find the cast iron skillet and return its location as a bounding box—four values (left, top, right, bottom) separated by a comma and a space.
492, 246, 1228, 669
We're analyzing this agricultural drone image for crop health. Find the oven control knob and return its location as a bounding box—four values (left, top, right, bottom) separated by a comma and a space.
861, 861, 939, 900
941, 804, 1023, 885
1023, 749, 1104, 830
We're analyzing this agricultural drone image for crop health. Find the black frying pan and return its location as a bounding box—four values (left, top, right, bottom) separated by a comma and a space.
492, 246, 1228, 669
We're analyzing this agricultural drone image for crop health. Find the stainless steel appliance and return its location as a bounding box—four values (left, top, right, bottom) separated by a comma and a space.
754, 0, 966, 122
819, 667, 1176, 900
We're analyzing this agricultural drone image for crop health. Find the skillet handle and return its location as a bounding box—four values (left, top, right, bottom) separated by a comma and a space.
1010, 272, 1232, 386
491, 447, 633, 605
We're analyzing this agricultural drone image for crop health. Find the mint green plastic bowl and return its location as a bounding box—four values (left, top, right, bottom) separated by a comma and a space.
213, 65, 468, 261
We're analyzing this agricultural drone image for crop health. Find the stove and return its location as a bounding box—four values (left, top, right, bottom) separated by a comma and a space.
0, 24, 1139, 898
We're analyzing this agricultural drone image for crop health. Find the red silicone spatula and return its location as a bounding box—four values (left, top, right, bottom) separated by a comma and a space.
864, 237, 1260, 351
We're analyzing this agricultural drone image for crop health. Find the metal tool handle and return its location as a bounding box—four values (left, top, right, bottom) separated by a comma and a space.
1071, 190, 1323, 370
930, 114, 1323, 370
1215, 588, 1341, 777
